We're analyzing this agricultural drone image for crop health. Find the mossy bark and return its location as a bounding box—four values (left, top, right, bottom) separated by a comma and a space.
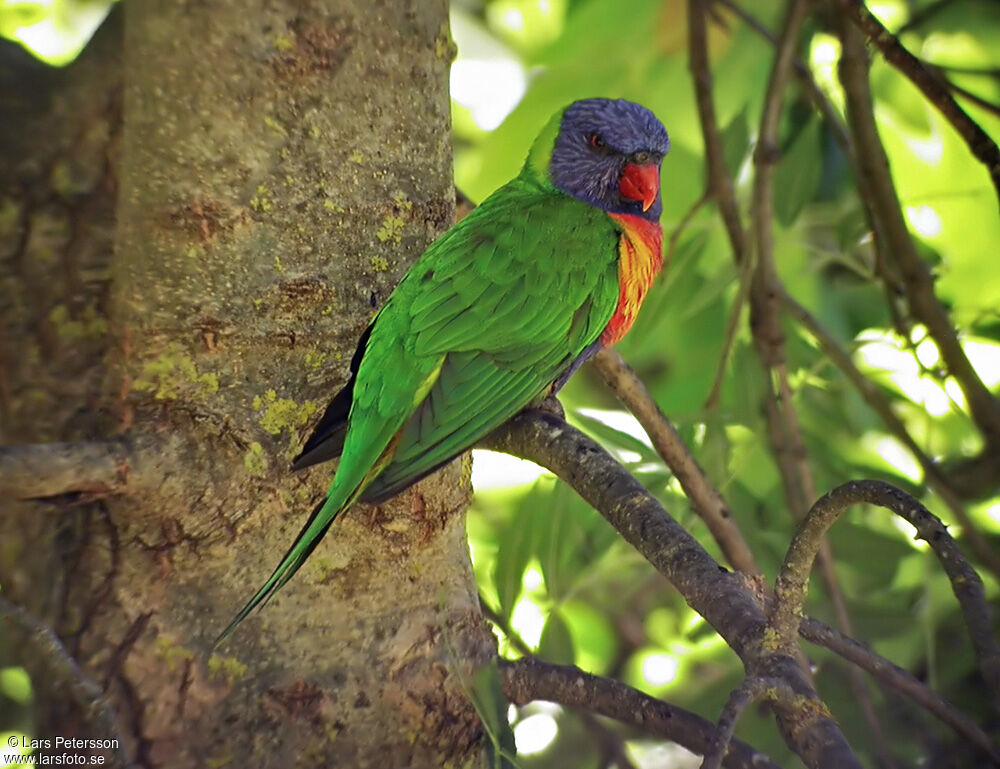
1, 2, 492, 767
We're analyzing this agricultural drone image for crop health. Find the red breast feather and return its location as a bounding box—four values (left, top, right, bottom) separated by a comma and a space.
601, 213, 664, 346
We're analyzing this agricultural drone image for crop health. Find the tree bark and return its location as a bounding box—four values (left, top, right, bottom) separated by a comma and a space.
0, 2, 493, 767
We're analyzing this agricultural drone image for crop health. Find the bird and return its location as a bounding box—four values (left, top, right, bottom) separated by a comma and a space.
218, 97, 670, 643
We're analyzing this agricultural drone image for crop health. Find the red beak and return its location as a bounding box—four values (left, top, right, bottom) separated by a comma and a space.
619, 163, 659, 212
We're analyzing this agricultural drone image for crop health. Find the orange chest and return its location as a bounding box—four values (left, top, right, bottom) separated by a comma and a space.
601, 214, 664, 346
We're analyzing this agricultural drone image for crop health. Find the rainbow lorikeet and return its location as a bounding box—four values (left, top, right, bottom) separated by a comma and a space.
219, 98, 669, 641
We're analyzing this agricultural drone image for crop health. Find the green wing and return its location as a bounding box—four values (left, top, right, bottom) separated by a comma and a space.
218, 177, 622, 643
356, 179, 622, 501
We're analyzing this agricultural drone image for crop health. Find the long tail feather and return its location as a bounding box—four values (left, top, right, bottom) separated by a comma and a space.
214, 491, 351, 646
215, 432, 404, 646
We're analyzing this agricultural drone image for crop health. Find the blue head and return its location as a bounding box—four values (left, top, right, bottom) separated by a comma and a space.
547, 98, 670, 221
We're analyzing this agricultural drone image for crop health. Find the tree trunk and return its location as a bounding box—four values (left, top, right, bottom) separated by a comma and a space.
1, 2, 493, 767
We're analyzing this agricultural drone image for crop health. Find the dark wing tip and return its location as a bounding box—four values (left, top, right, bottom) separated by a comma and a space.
290, 424, 348, 472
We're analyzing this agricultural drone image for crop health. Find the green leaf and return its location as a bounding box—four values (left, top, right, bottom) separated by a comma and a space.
774, 117, 822, 226
720, 105, 750, 179
538, 609, 575, 665
538, 482, 620, 601
494, 499, 540, 621
572, 410, 658, 465
699, 416, 730, 489
469, 658, 519, 769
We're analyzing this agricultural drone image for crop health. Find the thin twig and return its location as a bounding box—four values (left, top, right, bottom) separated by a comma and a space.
933, 64, 1000, 79
591, 348, 760, 576
500, 657, 781, 769
688, 0, 748, 264
0, 598, 132, 768
715, 0, 907, 337
703, 251, 753, 410
945, 78, 1000, 119
482, 410, 863, 768
479, 598, 534, 658
749, 0, 811, 506
771, 480, 1000, 709
800, 616, 1000, 763
667, 191, 711, 266
714, 0, 851, 151
837, 0, 1000, 208
701, 677, 799, 769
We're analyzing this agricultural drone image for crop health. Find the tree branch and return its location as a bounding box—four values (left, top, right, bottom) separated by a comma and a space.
771, 480, 1000, 709
836, 0, 1000, 208
895, 0, 956, 35
482, 410, 863, 769
591, 349, 760, 576
0, 598, 132, 768
800, 617, 1000, 763
587, 349, 996, 758
750, 0, 813, 514
716, 0, 907, 337
714, 0, 850, 151
481, 599, 640, 769
688, 0, 748, 265
0, 440, 134, 499
702, 252, 753, 412
944, 77, 1000, 119
500, 657, 781, 769
745, 6, 900, 758
836, 11, 1000, 468
702, 677, 799, 769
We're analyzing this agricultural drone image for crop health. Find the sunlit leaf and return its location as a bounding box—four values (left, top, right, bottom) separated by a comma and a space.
494, 498, 541, 622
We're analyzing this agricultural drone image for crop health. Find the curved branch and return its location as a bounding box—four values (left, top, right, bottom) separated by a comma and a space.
587, 349, 996, 757
780, 289, 1000, 579
591, 349, 760, 576
500, 657, 780, 769
481, 410, 862, 769
771, 480, 1000, 708
0, 440, 134, 499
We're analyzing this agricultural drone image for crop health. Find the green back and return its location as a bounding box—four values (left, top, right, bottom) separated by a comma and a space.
350, 174, 623, 501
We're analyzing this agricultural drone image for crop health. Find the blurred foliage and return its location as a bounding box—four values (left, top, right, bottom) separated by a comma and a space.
0, 0, 113, 66
4, 0, 1000, 766
455, 0, 1000, 766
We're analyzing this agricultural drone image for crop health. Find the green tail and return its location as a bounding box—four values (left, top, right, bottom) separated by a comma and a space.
214, 483, 362, 646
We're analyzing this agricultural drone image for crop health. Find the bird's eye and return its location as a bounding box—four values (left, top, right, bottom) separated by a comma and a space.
633, 151, 651, 165
588, 132, 606, 150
